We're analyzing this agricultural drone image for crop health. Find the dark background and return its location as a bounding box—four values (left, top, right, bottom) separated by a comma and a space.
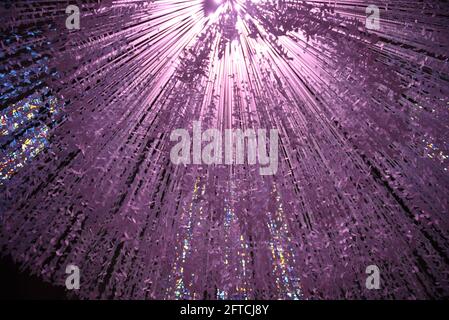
0, 256, 68, 300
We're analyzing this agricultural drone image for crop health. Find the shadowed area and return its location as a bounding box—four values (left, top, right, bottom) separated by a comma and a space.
0, 255, 68, 299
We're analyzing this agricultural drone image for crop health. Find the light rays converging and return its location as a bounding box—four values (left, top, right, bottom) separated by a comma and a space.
0, 0, 449, 299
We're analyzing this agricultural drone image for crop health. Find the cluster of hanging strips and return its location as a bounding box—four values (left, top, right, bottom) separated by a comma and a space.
0, 0, 448, 299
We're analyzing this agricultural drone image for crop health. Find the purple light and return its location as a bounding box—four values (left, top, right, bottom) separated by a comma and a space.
0, 0, 449, 300
204, 0, 222, 15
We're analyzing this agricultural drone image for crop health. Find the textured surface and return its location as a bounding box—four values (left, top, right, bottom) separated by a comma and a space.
1, 0, 449, 299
